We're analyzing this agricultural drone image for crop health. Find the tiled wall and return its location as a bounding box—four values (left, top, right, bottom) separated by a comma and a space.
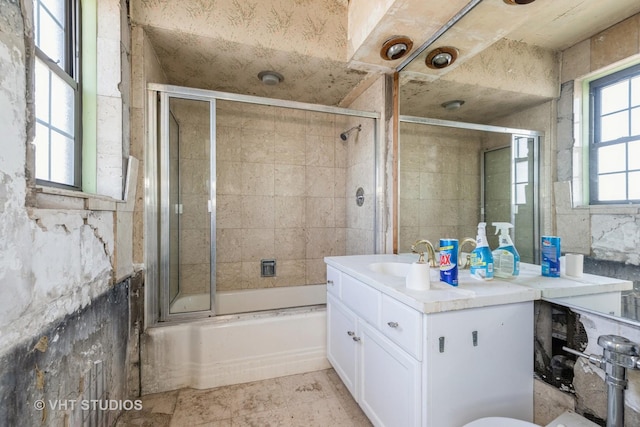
398, 123, 482, 253
343, 77, 385, 255
214, 101, 374, 292
134, 30, 379, 297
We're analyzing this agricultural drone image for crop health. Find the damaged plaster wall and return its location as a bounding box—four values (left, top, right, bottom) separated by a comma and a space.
530, 13, 640, 427
0, 0, 122, 354
556, 13, 640, 264
572, 309, 640, 426
535, 302, 640, 426
0, 0, 137, 424
555, 12, 640, 317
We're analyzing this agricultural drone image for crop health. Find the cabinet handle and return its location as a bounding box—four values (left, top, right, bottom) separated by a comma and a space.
352, 336, 361, 342
327, 280, 333, 286
347, 331, 355, 336
472, 330, 478, 347
387, 321, 399, 328
439, 336, 445, 353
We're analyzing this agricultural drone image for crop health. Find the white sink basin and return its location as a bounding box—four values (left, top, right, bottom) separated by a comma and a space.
369, 262, 412, 277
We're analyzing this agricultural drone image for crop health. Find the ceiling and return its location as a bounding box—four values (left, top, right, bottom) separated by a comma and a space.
131, 0, 640, 123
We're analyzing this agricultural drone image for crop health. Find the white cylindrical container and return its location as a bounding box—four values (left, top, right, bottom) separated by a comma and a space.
406, 262, 430, 290
565, 253, 584, 278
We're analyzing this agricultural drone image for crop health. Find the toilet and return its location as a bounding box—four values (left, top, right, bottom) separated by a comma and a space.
463, 417, 537, 427
463, 411, 600, 427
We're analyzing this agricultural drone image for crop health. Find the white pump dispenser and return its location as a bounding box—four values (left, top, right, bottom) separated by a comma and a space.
491, 222, 520, 278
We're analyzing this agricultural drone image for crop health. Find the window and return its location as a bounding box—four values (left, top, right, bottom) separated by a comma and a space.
33, 0, 81, 188
589, 63, 640, 204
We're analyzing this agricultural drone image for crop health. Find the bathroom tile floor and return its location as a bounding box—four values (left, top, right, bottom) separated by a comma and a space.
116, 368, 373, 427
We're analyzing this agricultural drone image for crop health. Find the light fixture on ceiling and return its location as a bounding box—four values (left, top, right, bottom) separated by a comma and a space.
258, 70, 284, 86
441, 100, 465, 110
380, 36, 414, 61
503, 0, 536, 4
425, 46, 459, 69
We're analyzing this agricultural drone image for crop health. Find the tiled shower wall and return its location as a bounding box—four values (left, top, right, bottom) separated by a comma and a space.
398, 123, 482, 253
213, 101, 374, 292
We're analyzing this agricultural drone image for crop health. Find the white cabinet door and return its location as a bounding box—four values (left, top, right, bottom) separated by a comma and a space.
327, 294, 358, 397
359, 320, 421, 427
425, 302, 534, 427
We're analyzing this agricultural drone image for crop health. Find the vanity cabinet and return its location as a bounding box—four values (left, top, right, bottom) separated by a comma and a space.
327, 293, 421, 427
424, 303, 533, 426
326, 265, 534, 427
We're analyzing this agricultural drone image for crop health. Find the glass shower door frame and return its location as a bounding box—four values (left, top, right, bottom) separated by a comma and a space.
158, 91, 217, 321
481, 134, 541, 264
148, 83, 380, 325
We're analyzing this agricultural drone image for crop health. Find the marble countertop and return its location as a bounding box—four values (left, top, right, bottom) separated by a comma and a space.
324, 254, 632, 314
325, 254, 539, 314
514, 262, 632, 298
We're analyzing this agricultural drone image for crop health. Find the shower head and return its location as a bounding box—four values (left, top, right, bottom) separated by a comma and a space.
340, 125, 362, 141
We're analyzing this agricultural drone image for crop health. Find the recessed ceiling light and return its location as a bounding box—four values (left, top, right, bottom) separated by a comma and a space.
380, 36, 414, 61
425, 47, 459, 69
258, 71, 284, 85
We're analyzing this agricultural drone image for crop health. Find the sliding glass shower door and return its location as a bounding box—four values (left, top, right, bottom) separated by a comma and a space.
159, 94, 216, 319
483, 134, 539, 264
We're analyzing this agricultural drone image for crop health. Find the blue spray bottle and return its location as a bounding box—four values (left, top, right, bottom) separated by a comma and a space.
470, 222, 494, 280
491, 222, 520, 278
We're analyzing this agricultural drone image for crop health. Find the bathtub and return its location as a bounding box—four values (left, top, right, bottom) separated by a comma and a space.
142, 285, 329, 394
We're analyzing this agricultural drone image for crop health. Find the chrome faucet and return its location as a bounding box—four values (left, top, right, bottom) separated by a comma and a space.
564, 335, 640, 427
458, 238, 477, 269
411, 239, 437, 268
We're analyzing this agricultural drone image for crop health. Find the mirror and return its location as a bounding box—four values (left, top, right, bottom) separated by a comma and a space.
397, 117, 540, 265
396, 0, 639, 324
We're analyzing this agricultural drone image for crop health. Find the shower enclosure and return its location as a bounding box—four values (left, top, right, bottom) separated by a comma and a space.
146, 84, 380, 324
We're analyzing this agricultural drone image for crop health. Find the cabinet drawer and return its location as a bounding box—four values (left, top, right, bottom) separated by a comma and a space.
326, 266, 341, 297
342, 273, 380, 326
381, 294, 423, 360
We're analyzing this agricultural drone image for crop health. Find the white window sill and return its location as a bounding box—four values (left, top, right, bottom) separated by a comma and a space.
587, 204, 640, 215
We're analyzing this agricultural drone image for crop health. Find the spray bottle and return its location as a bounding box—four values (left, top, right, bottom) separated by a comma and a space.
491, 222, 520, 278
470, 222, 494, 280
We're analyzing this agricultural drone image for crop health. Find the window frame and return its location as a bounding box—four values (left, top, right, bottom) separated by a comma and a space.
588, 63, 640, 205
33, 0, 82, 190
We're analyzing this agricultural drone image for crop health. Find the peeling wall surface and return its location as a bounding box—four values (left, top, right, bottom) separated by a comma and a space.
529, 14, 640, 426
557, 14, 640, 267
555, 14, 640, 318
573, 309, 640, 426
0, 281, 130, 426
0, 0, 136, 424
535, 301, 640, 426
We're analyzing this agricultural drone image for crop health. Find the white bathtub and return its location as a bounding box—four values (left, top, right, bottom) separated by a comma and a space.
170, 284, 327, 315
142, 285, 329, 393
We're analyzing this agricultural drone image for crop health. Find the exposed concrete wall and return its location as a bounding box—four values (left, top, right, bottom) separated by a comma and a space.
0, 0, 138, 423
535, 303, 640, 426
556, 13, 640, 262
491, 16, 640, 425
0, 279, 132, 426
130, 25, 169, 267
